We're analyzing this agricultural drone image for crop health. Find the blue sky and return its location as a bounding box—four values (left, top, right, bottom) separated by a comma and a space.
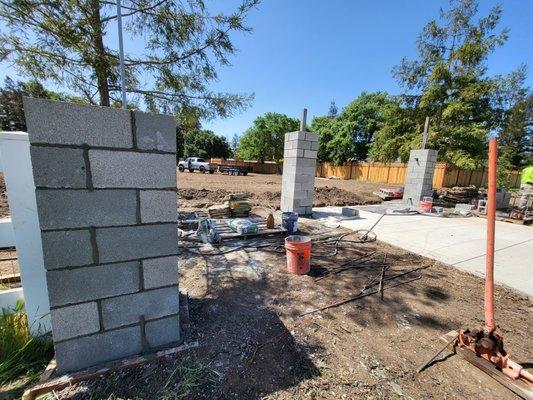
1, 0, 531, 140
202, 0, 533, 139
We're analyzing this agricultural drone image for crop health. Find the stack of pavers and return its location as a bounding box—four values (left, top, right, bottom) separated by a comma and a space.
225, 193, 252, 218
207, 203, 231, 219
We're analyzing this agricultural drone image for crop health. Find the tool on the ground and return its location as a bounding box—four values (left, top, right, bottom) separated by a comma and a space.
453, 139, 533, 392
417, 333, 458, 373
357, 213, 385, 241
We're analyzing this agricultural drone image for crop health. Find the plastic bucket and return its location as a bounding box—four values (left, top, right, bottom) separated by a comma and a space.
420, 196, 433, 213
285, 235, 311, 275
282, 212, 298, 234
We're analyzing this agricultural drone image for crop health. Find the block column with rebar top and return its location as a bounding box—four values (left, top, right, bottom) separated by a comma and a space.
23, 97, 180, 373
281, 108, 318, 216
403, 149, 438, 206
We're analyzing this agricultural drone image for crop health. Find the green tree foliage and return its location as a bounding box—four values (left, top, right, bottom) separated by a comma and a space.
237, 112, 299, 161
371, 0, 529, 169
0, 0, 257, 120
492, 68, 532, 168
309, 92, 397, 165
0, 77, 65, 131
182, 130, 231, 159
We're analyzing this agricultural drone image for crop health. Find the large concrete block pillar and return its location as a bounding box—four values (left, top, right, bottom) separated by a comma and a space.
403, 149, 438, 206
24, 97, 180, 373
281, 109, 318, 216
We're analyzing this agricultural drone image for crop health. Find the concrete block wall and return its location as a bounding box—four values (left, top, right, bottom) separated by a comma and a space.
281, 131, 318, 216
24, 97, 180, 373
403, 149, 438, 206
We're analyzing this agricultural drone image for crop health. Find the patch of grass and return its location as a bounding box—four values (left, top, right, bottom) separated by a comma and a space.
0, 300, 54, 395
159, 361, 220, 400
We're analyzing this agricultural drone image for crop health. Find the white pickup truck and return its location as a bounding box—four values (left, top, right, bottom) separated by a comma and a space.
178, 157, 215, 173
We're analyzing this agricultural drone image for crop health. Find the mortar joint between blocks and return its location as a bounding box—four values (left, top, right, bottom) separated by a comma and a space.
82, 145, 94, 191
89, 226, 99, 264
96, 300, 104, 333
130, 110, 137, 150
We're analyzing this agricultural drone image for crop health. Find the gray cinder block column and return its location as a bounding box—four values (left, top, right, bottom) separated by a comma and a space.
281, 109, 318, 216
403, 149, 438, 206
24, 97, 179, 373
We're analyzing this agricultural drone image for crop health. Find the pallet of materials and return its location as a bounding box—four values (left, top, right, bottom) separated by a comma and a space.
207, 204, 231, 218
374, 187, 404, 200
210, 217, 286, 239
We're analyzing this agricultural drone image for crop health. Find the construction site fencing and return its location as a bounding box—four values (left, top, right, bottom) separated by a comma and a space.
209, 158, 521, 189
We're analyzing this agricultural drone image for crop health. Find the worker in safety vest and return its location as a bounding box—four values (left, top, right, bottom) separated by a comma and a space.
519, 165, 533, 208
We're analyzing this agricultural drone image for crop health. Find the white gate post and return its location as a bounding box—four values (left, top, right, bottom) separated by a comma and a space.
0, 131, 51, 334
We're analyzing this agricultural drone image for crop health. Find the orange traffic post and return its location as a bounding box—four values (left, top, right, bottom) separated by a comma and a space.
484, 138, 497, 332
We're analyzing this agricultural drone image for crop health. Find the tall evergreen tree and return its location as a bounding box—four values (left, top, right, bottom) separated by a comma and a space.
371, 0, 528, 169
328, 100, 338, 118
0, 0, 258, 120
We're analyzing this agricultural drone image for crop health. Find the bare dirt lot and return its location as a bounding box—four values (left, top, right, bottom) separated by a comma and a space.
54, 217, 531, 400
0, 173, 9, 219
178, 171, 383, 209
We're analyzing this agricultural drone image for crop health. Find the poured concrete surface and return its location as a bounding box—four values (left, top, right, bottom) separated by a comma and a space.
314, 206, 533, 297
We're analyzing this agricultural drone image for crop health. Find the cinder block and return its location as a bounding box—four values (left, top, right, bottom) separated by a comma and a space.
295, 157, 317, 168
284, 140, 295, 150
96, 224, 178, 263
89, 150, 176, 188
54, 326, 142, 373
303, 150, 317, 159
47, 261, 140, 306
284, 148, 304, 158
51, 302, 100, 342
143, 256, 179, 289
36, 189, 137, 230
295, 141, 311, 150
30, 147, 86, 188
311, 141, 319, 151
305, 132, 318, 142
23, 97, 132, 148
140, 191, 177, 223
145, 315, 180, 349
41, 230, 93, 269
101, 286, 179, 330
134, 111, 176, 152
299, 197, 313, 207
286, 131, 306, 141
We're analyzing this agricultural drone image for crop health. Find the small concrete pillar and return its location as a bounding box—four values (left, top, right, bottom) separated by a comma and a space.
403, 149, 438, 206
0, 131, 51, 333
281, 109, 318, 216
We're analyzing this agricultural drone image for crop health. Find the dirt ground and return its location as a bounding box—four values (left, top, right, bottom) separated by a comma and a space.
53, 215, 531, 400
0, 173, 9, 219
178, 171, 383, 209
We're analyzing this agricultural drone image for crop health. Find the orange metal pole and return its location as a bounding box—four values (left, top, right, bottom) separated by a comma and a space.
485, 138, 497, 332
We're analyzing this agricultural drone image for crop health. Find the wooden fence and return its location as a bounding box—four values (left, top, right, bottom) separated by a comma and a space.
315, 162, 521, 189
209, 158, 521, 189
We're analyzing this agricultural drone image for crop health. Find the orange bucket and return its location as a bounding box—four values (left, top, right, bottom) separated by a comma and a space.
420, 196, 433, 213
285, 235, 311, 275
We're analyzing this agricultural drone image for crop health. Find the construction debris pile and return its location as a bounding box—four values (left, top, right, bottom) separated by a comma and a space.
207, 192, 252, 218
437, 186, 478, 203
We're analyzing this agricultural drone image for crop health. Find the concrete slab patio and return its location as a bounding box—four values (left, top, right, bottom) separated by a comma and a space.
314, 206, 533, 297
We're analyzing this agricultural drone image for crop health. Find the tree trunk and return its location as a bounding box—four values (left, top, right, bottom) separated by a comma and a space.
89, 0, 110, 106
